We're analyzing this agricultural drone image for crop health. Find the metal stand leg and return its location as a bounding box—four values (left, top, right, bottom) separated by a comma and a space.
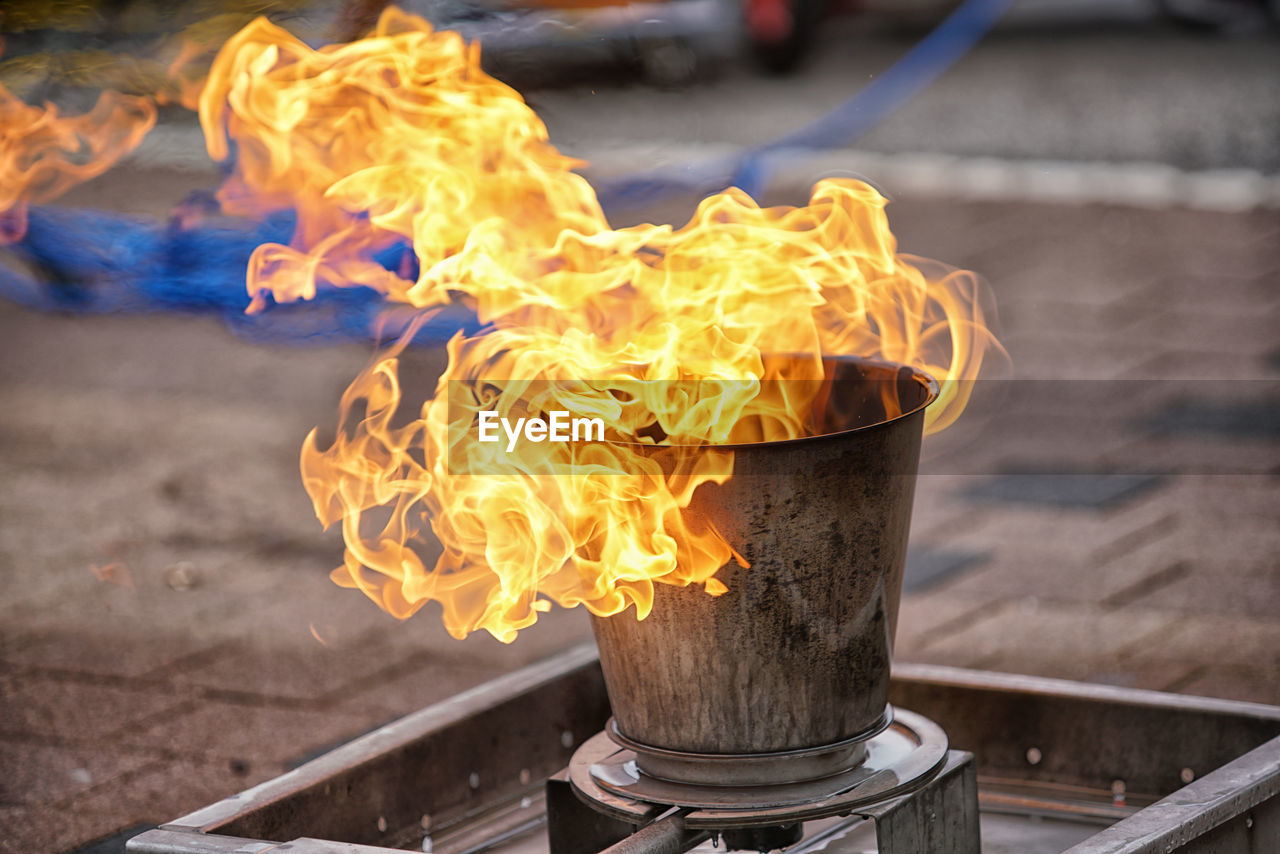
547, 773, 643, 854
547, 774, 710, 854
862, 750, 980, 854
554, 749, 980, 854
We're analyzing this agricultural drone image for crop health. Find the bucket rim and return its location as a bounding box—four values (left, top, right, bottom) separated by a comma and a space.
608, 355, 940, 453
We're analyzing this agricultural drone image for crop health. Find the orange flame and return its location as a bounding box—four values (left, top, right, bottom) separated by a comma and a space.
192, 9, 1000, 641
0, 83, 155, 241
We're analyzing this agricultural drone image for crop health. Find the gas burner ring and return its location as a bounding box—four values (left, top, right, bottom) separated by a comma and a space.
571, 707, 949, 829
603, 707, 894, 788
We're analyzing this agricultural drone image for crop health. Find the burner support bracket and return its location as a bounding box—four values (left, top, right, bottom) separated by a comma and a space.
549, 750, 978, 854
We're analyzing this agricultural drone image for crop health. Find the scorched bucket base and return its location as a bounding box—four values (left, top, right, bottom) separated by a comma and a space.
571, 706, 950, 825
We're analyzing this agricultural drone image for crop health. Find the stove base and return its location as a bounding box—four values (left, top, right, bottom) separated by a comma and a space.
551, 749, 979, 853
569, 707, 951, 828
599, 709, 893, 789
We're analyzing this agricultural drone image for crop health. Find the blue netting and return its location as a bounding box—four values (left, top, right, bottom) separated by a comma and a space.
1, 205, 477, 344
596, 0, 1013, 209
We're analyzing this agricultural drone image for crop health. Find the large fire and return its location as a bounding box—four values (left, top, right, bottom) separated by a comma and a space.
3, 9, 999, 641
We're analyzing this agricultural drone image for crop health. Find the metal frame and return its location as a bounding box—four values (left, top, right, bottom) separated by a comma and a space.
548, 751, 979, 854
127, 643, 1280, 854
865, 750, 980, 854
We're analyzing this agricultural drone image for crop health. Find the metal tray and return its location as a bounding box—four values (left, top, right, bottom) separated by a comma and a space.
126, 642, 1280, 854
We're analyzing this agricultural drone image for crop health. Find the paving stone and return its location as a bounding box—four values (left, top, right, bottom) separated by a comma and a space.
20, 756, 273, 854
169, 635, 412, 705
986, 379, 1173, 420
1175, 662, 1280, 706
906, 477, 993, 541
194, 567, 405, 650
961, 471, 1165, 510
880, 199, 1017, 267
326, 658, 510, 726
1083, 659, 1203, 694
0, 674, 190, 742
0, 557, 287, 675
0, 807, 39, 854
0, 552, 97, 628
967, 234, 1168, 303
64, 822, 155, 854
117, 699, 378, 765
914, 600, 1172, 673
1129, 565, 1278, 617
357, 591, 596, 665
1123, 613, 1280, 672
934, 481, 1276, 623
0, 510, 319, 632
1108, 435, 1280, 475
921, 384, 1145, 474
1100, 543, 1278, 617
936, 492, 1170, 556
971, 653, 1202, 691
0, 302, 372, 410
1138, 208, 1280, 256
1119, 349, 1280, 381
1119, 310, 1280, 360
0, 741, 152, 807
1139, 394, 1280, 440
895, 591, 1007, 662
165, 568, 595, 705
935, 549, 1172, 611
1128, 273, 1280, 314
398, 605, 596, 673
1000, 331, 1155, 380
924, 422, 1136, 478
902, 547, 989, 593
1118, 473, 1280, 523
995, 295, 1139, 339
5, 626, 231, 682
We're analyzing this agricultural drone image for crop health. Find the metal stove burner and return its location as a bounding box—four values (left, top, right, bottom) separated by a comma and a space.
570, 707, 949, 829
602, 708, 894, 787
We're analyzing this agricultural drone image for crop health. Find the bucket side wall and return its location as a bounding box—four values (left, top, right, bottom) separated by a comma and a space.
591, 408, 925, 754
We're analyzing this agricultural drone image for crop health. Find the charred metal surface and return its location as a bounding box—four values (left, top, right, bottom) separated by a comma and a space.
545, 774, 642, 854
163, 643, 611, 848
127, 830, 270, 854
861, 750, 981, 854
595, 813, 711, 854
597, 712, 884, 787
128, 653, 1280, 854
592, 359, 935, 755
721, 822, 803, 851
1060, 735, 1280, 854
890, 663, 1280, 797
569, 709, 949, 826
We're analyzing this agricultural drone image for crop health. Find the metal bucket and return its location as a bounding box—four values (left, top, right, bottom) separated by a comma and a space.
590, 357, 938, 785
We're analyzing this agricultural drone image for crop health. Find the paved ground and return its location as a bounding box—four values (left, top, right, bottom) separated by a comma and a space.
1, 7, 1278, 854
528, 17, 1280, 173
